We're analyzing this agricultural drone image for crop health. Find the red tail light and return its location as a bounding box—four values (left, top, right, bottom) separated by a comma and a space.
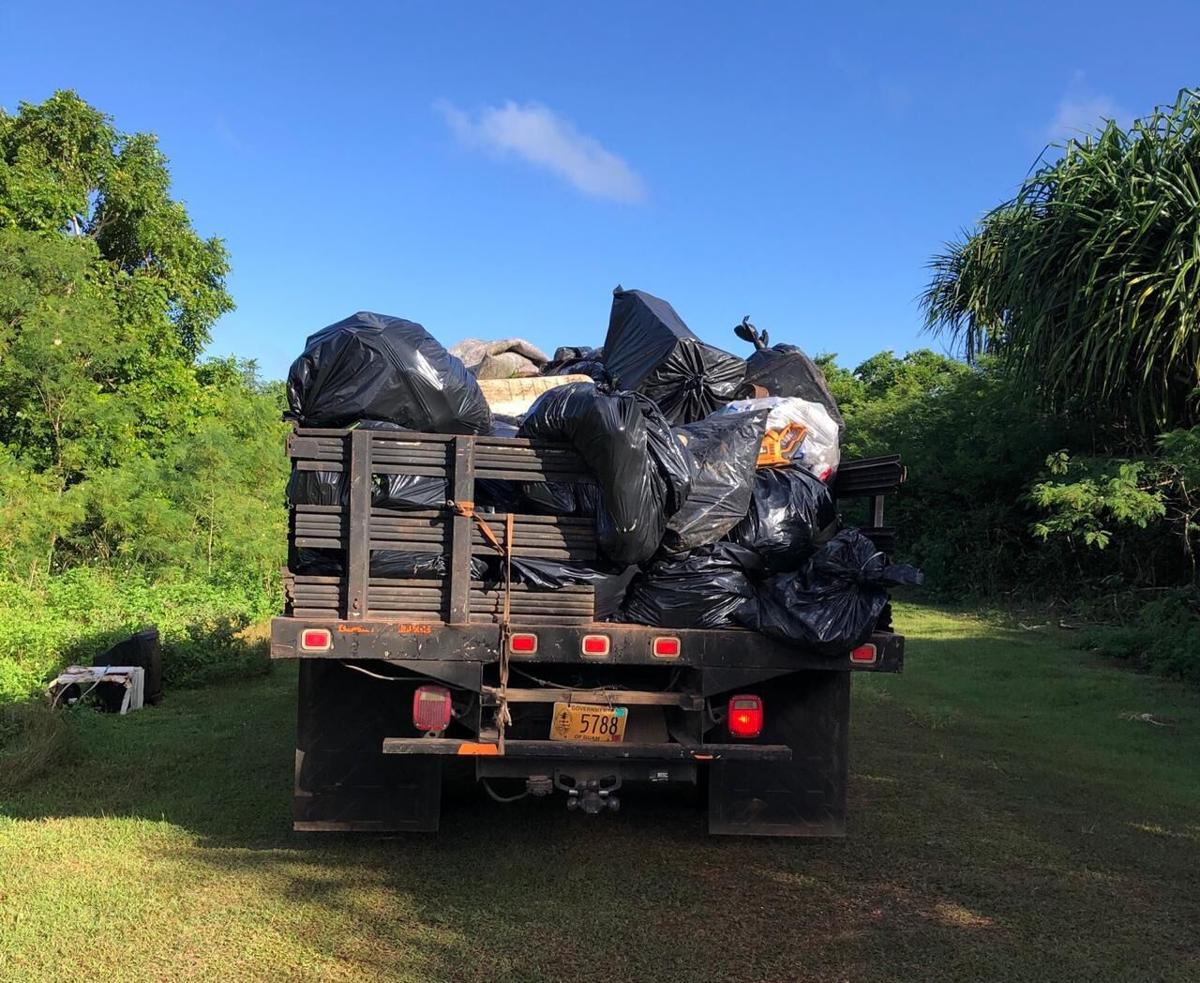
412, 685, 452, 733
728, 694, 764, 739
299, 628, 331, 651
509, 633, 538, 654
850, 643, 878, 665
652, 636, 681, 659
581, 634, 610, 657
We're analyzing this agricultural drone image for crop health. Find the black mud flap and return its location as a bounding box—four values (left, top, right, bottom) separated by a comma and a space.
294, 661, 441, 832
707, 670, 849, 837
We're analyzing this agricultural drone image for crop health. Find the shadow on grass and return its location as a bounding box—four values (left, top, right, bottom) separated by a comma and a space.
4, 627, 1200, 982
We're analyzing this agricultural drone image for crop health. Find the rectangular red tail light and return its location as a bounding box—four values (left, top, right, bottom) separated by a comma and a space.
299, 628, 331, 651
412, 685, 452, 733
581, 634, 610, 657
850, 643, 877, 665
509, 633, 538, 654
652, 636, 681, 658
728, 694, 764, 739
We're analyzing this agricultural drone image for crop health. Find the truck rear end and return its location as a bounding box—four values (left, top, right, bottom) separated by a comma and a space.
270, 426, 906, 836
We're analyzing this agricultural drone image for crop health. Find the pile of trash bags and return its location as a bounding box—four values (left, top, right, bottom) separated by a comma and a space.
284, 290, 922, 656
286, 311, 492, 433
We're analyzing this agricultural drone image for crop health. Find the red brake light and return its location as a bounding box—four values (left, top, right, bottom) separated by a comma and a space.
581, 634, 610, 657
850, 643, 877, 665
300, 628, 331, 651
652, 636, 681, 659
509, 633, 538, 654
412, 685, 452, 733
727, 694, 763, 739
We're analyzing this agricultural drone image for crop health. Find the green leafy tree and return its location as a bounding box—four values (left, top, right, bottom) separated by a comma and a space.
0, 93, 286, 703
922, 89, 1200, 432
0, 90, 232, 357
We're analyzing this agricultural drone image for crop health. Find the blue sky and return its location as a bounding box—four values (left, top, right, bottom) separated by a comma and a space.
3, 1, 1198, 381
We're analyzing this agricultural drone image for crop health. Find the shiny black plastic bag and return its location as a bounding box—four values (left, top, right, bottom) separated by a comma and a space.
620, 543, 760, 629
286, 469, 344, 507
371, 550, 488, 579
286, 469, 447, 510
286, 311, 492, 433
743, 529, 923, 655
636, 394, 694, 516
543, 345, 610, 384
726, 466, 838, 571
743, 344, 845, 438
290, 547, 344, 576
373, 473, 447, 510
604, 288, 745, 424
663, 409, 767, 553
500, 558, 632, 620
519, 383, 692, 565
290, 547, 486, 579
509, 556, 612, 589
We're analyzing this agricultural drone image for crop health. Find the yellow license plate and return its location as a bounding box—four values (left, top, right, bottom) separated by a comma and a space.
549, 703, 628, 743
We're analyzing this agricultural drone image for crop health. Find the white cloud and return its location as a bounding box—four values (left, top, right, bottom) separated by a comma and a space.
1045, 71, 1130, 143
435, 99, 646, 204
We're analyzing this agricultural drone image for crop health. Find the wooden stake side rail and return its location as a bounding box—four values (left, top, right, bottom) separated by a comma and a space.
285, 427, 597, 626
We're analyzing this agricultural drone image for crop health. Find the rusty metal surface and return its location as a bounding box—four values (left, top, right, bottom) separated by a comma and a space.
285, 426, 597, 624
271, 617, 905, 675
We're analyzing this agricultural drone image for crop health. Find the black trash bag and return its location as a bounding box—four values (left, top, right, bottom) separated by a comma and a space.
726, 466, 839, 571
743, 345, 845, 438
509, 556, 612, 589
290, 547, 344, 576
635, 394, 694, 515
290, 547, 487, 579
286, 311, 492, 433
287, 469, 345, 506
619, 543, 760, 629
289, 468, 446, 510
663, 409, 767, 553
373, 473, 448, 510
743, 529, 923, 655
488, 418, 522, 438
520, 481, 580, 515
604, 288, 745, 424
543, 345, 611, 384
519, 383, 691, 565
371, 550, 489, 579
508, 558, 633, 620
475, 479, 524, 514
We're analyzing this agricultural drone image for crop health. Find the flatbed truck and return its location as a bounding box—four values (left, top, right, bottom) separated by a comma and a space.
270, 426, 906, 836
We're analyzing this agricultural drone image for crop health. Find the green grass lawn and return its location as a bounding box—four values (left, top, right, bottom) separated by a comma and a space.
2, 604, 1198, 982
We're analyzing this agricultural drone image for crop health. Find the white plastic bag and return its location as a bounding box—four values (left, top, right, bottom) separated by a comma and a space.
716, 396, 841, 481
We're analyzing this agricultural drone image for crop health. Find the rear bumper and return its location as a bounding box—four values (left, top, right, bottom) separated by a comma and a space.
381, 737, 791, 762
271, 617, 904, 674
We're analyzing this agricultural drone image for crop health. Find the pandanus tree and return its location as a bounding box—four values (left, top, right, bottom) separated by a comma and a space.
922, 88, 1200, 434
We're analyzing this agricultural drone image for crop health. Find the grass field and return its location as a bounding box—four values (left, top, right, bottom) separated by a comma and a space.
2, 604, 1198, 982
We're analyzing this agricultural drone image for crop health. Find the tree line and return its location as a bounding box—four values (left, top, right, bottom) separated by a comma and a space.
0, 89, 1197, 701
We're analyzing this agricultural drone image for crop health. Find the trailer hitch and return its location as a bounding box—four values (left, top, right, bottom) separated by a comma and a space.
557, 774, 621, 815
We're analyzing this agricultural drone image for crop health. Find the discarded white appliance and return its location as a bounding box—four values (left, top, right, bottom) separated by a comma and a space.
46, 665, 146, 714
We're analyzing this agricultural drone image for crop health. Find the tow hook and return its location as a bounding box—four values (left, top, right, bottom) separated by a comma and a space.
564, 779, 620, 814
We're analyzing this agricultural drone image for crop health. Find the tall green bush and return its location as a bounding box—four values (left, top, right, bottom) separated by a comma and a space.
0, 92, 286, 703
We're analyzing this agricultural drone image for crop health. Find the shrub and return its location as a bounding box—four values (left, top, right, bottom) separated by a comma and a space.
1079, 589, 1200, 683
0, 568, 275, 704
